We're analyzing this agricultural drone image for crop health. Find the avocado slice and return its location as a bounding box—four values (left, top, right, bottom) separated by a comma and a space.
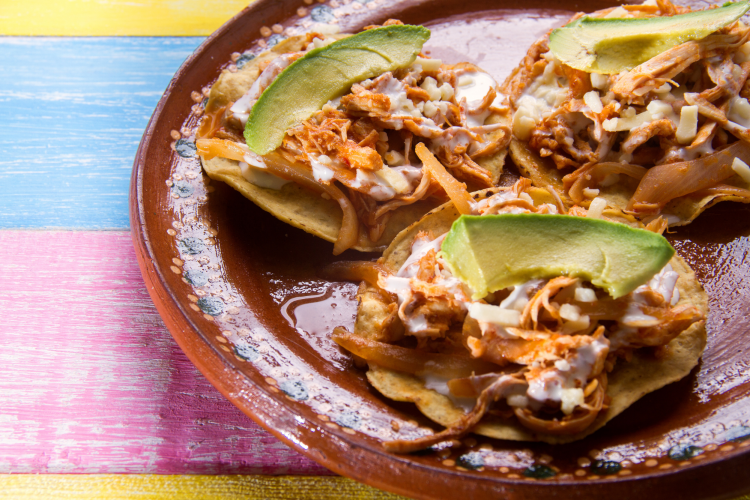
245, 24, 430, 155
549, 1, 749, 74
440, 214, 675, 299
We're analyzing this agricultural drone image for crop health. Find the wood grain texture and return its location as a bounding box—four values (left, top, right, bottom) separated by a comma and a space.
0, 0, 252, 36
0, 475, 407, 500
0, 37, 202, 230
0, 230, 327, 475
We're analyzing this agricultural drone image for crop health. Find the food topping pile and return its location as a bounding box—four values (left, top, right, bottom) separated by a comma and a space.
507, 0, 750, 218
332, 179, 704, 451
198, 24, 509, 249
191, 3, 723, 452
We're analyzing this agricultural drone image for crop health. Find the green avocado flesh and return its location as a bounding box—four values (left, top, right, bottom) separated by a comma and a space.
244, 24, 430, 155
440, 214, 675, 300
549, 1, 750, 74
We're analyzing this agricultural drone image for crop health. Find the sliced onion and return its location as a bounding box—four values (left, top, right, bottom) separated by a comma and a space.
196, 138, 247, 161
196, 103, 228, 139
447, 370, 521, 397
332, 327, 497, 378
544, 185, 567, 214
691, 183, 750, 200
645, 216, 668, 234
514, 374, 607, 435
320, 261, 390, 287
628, 141, 750, 213
415, 143, 474, 215
373, 167, 432, 220
384, 373, 527, 453
318, 159, 357, 185
262, 153, 359, 255
196, 139, 359, 254
566, 162, 647, 204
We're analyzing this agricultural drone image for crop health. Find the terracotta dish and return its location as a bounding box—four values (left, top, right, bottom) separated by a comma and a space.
130, 0, 750, 498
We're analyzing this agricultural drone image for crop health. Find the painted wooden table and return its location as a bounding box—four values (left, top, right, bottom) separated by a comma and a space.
3, 2, 750, 499
0, 1, 402, 498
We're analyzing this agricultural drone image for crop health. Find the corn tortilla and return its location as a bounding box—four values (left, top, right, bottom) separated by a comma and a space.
201, 35, 510, 251
360, 193, 708, 443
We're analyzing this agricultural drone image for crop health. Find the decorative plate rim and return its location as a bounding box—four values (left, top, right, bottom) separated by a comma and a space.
129, 0, 750, 498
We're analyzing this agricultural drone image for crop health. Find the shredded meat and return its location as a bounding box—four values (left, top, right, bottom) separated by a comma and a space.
621, 119, 676, 156
341, 89, 391, 118
521, 276, 578, 330
384, 373, 528, 452
396, 249, 467, 338
288, 110, 383, 171
199, 21, 507, 252
510, 0, 750, 220
328, 179, 705, 451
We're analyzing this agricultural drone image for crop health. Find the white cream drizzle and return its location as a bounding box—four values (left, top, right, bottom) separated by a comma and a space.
637, 263, 680, 306
455, 70, 498, 127
396, 234, 447, 278
499, 279, 543, 311
239, 153, 290, 190
377, 188, 688, 417
230, 52, 299, 125
527, 335, 609, 414
620, 301, 660, 327
421, 374, 476, 412
309, 155, 335, 183
350, 169, 396, 201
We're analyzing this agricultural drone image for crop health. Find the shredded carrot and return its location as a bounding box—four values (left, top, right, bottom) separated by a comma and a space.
622, 3, 658, 12
196, 138, 247, 162
415, 143, 473, 215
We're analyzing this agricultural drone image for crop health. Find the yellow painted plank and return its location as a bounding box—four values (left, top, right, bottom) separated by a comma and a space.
0, 475, 407, 500
2, 474, 749, 500
0, 0, 253, 36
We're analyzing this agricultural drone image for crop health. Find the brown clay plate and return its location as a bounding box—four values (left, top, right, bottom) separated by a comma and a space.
130, 0, 750, 498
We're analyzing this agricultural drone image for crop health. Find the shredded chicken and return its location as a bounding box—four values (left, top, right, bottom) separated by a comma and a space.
198, 22, 510, 253
384, 373, 527, 452
328, 179, 705, 451
509, 0, 750, 219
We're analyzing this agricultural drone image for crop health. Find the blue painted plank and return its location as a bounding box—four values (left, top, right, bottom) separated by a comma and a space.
0, 37, 204, 229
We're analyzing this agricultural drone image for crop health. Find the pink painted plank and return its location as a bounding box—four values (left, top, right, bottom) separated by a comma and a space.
0, 230, 329, 475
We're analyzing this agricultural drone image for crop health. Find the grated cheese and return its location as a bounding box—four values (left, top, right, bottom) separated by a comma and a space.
575, 287, 597, 302
582, 187, 600, 198
675, 105, 698, 144
559, 303, 581, 322
560, 388, 585, 415
468, 302, 521, 327
375, 166, 411, 194
584, 91, 603, 113
420, 76, 442, 101
732, 157, 750, 183
736, 42, 750, 64
415, 56, 441, 72
590, 72, 608, 90
586, 197, 607, 219
384, 150, 405, 166
728, 96, 750, 128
